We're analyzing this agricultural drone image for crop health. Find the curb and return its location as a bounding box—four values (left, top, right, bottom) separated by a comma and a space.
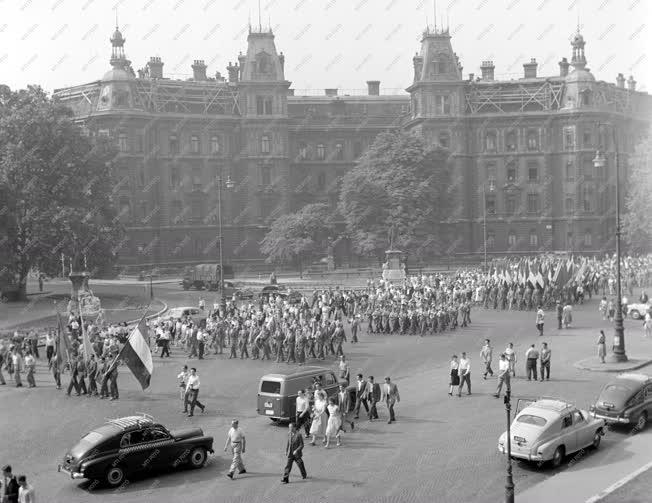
125, 299, 168, 325
573, 357, 652, 372
585, 459, 652, 503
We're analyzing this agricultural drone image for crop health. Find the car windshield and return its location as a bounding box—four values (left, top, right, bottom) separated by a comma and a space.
516, 414, 547, 427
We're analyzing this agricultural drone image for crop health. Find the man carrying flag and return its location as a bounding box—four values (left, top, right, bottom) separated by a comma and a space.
107, 315, 154, 394
54, 310, 72, 389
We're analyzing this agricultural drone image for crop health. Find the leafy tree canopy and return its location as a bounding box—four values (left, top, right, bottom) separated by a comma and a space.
0, 85, 123, 297
623, 132, 652, 254
338, 131, 452, 261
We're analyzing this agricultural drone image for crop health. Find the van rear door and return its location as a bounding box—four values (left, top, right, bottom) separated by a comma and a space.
258, 378, 283, 419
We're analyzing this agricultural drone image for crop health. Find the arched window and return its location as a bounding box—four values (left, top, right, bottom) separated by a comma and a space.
508, 231, 517, 247
485, 131, 497, 151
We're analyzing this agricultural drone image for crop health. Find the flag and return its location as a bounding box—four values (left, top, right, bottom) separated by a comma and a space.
55, 311, 71, 368
113, 316, 153, 390
78, 299, 93, 363
536, 271, 545, 289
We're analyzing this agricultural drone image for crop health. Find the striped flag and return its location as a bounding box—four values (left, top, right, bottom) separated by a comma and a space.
112, 316, 153, 390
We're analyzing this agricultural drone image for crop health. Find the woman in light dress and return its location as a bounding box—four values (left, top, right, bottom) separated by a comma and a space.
325, 397, 343, 447
597, 330, 606, 363
309, 389, 328, 445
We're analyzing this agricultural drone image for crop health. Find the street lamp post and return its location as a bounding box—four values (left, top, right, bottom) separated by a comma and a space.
217, 174, 234, 313
483, 180, 495, 272
593, 124, 627, 362
504, 389, 515, 503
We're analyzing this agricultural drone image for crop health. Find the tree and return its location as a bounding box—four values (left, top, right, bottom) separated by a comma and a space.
0, 85, 123, 299
338, 131, 452, 263
623, 133, 652, 254
260, 203, 334, 277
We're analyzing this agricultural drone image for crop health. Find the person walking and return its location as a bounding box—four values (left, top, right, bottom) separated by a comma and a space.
525, 344, 539, 381
51, 354, 62, 389
535, 306, 545, 336
11, 348, 23, 388
493, 354, 510, 398
324, 397, 342, 447
644, 312, 652, 339
337, 383, 355, 431
556, 301, 563, 329
540, 342, 551, 381
338, 355, 350, 382
505, 342, 516, 377
87, 354, 98, 396
17, 475, 35, 503
177, 365, 189, 412
282, 422, 307, 484
597, 330, 607, 363
350, 315, 359, 343
448, 355, 460, 396
480, 339, 494, 379
24, 351, 36, 388
45, 331, 55, 368
381, 376, 400, 423
2, 465, 19, 503
185, 367, 205, 417
108, 361, 119, 400
457, 352, 471, 396
224, 419, 247, 479
353, 373, 369, 419
309, 389, 327, 445
366, 376, 381, 421
295, 389, 311, 438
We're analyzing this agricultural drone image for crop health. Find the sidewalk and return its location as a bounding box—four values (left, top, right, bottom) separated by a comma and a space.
517, 431, 652, 503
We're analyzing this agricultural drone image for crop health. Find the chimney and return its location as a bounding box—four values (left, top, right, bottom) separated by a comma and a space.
366, 80, 380, 96
192, 60, 207, 81
627, 75, 636, 91
559, 57, 569, 77
468, 73, 474, 81
325, 88, 338, 97
287, 89, 295, 96
226, 62, 239, 82
147, 56, 164, 79
523, 58, 538, 79
480, 60, 495, 81
616, 73, 625, 88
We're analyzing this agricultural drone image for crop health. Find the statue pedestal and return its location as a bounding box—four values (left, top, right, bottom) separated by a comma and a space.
68, 271, 102, 318
381, 249, 406, 283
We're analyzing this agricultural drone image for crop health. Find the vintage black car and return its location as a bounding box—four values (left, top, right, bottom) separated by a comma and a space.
590, 373, 652, 430
58, 415, 214, 487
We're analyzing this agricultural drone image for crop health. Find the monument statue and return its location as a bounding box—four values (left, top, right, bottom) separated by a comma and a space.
387, 222, 399, 250
382, 222, 405, 283
67, 271, 102, 318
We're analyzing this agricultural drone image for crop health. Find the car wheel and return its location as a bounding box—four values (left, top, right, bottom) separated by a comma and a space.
105, 466, 125, 487
551, 446, 565, 468
188, 447, 207, 468
630, 310, 641, 320
635, 411, 648, 431
592, 429, 603, 449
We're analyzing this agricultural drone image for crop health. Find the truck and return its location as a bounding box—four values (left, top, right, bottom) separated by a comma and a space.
181, 264, 234, 291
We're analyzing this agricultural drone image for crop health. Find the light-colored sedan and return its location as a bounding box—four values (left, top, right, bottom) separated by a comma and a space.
498, 398, 605, 468
627, 302, 651, 320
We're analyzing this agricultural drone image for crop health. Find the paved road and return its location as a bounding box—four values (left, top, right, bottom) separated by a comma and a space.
2, 283, 652, 503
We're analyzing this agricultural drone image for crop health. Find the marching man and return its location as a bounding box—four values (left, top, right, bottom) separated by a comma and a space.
224, 419, 247, 480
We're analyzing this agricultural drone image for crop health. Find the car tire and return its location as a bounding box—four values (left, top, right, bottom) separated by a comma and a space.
635, 411, 648, 431
630, 310, 641, 320
592, 429, 603, 449
105, 465, 126, 487
551, 446, 565, 468
188, 447, 207, 468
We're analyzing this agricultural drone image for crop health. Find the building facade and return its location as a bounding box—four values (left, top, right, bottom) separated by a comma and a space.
53, 23, 651, 267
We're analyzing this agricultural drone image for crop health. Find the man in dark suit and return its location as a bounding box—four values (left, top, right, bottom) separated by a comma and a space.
337, 383, 354, 432
367, 376, 381, 421
2, 464, 19, 503
282, 423, 307, 484
353, 373, 369, 419
381, 376, 401, 424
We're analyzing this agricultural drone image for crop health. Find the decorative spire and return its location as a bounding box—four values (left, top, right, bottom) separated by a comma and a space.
109, 22, 129, 70
570, 27, 587, 70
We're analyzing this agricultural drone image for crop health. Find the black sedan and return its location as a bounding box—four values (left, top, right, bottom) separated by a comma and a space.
590, 373, 652, 430
58, 415, 214, 487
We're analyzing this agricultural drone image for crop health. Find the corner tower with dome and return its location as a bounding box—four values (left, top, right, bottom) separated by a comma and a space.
53, 22, 651, 269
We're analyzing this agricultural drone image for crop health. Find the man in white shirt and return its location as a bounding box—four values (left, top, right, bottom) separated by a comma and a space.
535, 305, 545, 336
295, 389, 310, 437
504, 342, 516, 377
185, 368, 206, 417
480, 339, 494, 379
45, 331, 56, 368
525, 344, 539, 381
458, 352, 471, 396
17, 474, 35, 503
224, 419, 246, 479
493, 354, 510, 398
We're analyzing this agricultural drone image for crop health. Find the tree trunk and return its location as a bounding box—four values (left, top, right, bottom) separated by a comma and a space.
17, 273, 28, 301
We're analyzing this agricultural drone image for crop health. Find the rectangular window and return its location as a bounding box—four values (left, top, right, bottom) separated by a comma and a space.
256, 96, 264, 115
353, 141, 363, 158
264, 97, 273, 115
261, 134, 271, 154
528, 164, 538, 182
169, 135, 179, 154
506, 132, 517, 152
583, 186, 593, 211
563, 126, 575, 150
190, 199, 202, 221
140, 201, 148, 221
529, 232, 538, 247
118, 132, 129, 152
486, 162, 497, 183
565, 161, 574, 182
527, 131, 538, 151
192, 167, 202, 190
486, 196, 496, 215
485, 133, 497, 152
583, 159, 593, 180
316, 144, 325, 160
506, 163, 516, 183
583, 130, 592, 147
317, 172, 326, 190
298, 142, 308, 160
335, 142, 344, 160
190, 135, 200, 154
506, 196, 516, 214
435, 95, 451, 115
261, 165, 272, 187
584, 231, 592, 247
135, 133, 144, 153
508, 233, 517, 246
527, 193, 539, 213
170, 166, 180, 188
210, 135, 220, 154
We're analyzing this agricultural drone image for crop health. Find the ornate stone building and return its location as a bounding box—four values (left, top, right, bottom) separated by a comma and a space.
53, 23, 651, 267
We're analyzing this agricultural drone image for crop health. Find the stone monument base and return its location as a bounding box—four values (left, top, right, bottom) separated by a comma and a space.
68, 271, 102, 318
381, 249, 406, 283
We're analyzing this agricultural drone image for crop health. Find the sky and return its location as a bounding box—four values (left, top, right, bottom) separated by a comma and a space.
0, 0, 649, 95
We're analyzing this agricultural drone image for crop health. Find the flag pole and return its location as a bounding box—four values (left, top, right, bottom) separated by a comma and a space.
107, 303, 152, 374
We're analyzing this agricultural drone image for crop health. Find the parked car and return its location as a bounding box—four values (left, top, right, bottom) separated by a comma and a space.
181, 264, 234, 291
222, 281, 255, 300
590, 373, 652, 430
626, 302, 651, 320
497, 398, 605, 468
58, 415, 214, 487
165, 306, 203, 319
